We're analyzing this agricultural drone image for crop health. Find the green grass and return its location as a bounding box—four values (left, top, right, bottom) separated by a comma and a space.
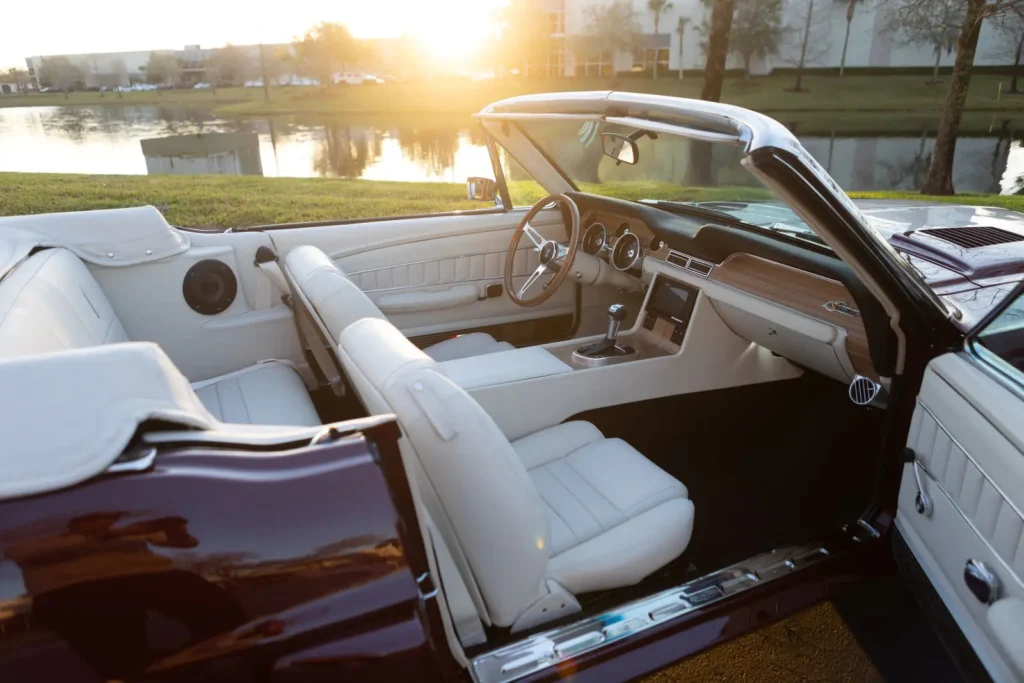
1, 172, 1021, 229
4, 74, 1024, 118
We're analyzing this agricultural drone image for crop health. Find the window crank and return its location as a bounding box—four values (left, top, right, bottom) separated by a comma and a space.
905, 448, 933, 517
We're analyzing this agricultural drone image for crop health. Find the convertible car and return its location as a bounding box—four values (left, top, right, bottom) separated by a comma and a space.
1, 92, 1023, 682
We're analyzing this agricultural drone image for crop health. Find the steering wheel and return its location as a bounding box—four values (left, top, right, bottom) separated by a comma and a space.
504, 194, 581, 307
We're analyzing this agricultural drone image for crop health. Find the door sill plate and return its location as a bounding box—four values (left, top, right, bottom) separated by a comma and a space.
471, 544, 831, 683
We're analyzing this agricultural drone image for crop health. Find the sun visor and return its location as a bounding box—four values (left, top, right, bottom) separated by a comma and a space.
0, 342, 215, 500
0, 206, 189, 277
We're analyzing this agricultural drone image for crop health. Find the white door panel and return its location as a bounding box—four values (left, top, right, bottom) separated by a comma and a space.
898, 353, 1024, 682
270, 209, 577, 337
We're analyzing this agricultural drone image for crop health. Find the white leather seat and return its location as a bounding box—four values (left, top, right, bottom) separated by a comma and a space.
0, 248, 320, 428
335, 317, 694, 630
513, 421, 693, 594
284, 245, 513, 361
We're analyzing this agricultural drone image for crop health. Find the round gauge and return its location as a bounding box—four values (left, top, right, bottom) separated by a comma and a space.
582, 223, 607, 255
615, 222, 631, 238
612, 233, 642, 271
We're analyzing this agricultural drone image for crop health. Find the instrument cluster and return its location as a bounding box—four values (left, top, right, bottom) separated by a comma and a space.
581, 221, 647, 272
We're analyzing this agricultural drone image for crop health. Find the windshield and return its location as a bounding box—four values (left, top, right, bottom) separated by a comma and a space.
513, 118, 826, 247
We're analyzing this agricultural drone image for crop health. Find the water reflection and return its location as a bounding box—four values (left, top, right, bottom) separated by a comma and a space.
1, 105, 1024, 194
141, 133, 263, 175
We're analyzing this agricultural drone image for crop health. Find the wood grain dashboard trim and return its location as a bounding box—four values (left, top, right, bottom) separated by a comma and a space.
709, 253, 876, 378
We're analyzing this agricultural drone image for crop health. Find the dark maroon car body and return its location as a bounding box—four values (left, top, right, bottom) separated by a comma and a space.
1, 198, 1022, 682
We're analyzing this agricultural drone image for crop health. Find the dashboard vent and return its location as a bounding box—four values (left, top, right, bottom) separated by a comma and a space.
686, 259, 714, 277
918, 226, 1023, 249
666, 251, 714, 278
849, 375, 883, 407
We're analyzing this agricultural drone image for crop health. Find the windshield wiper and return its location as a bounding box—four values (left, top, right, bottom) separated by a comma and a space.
757, 222, 828, 247
639, 199, 740, 223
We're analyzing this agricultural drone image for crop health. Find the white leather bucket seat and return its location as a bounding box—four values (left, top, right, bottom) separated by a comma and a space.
336, 317, 695, 630
0, 248, 320, 427
284, 245, 514, 362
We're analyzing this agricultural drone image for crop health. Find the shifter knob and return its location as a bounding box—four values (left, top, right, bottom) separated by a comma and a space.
605, 304, 626, 343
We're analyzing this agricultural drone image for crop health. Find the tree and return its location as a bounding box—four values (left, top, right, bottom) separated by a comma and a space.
3, 68, 31, 93
888, 0, 964, 84
210, 44, 255, 86
676, 16, 691, 80
729, 0, 784, 78
293, 22, 360, 87
835, 0, 867, 76
146, 52, 182, 86
991, 6, 1024, 93
699, 0, 735, 101
647, 0, 674, 79
496, 0, 553, 78
783, 0, 830, 91
38, 56, 84, 97
577, 1, 641, 76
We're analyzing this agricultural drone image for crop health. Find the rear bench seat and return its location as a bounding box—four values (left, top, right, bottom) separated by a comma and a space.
0, 248, 321, 427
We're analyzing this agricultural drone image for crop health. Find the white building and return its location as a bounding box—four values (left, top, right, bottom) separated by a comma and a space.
536, 0, 1014, 77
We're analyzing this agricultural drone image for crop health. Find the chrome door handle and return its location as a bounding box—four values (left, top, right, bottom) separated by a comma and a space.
964, 559, 1000, 605
913, 459, 933, 517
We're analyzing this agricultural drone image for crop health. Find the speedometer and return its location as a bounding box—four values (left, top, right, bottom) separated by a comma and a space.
612, 233, 642, 271
582, 223, 607, 255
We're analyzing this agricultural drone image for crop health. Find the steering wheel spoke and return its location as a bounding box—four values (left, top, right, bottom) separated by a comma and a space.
522, 222, 545, 251
518, 264, 548, 298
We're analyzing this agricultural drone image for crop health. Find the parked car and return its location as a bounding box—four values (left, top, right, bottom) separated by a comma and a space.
333, 72, 365, 85
193, 82, 211, 89
1, 92, 1022, 683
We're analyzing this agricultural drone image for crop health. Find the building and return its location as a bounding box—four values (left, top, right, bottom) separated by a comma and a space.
25, 44, 291, 90
534, 0, 1014, 77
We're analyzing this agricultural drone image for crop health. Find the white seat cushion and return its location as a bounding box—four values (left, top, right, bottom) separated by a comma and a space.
424, 333, 515, 362
513, 421, 694, 595
192, 362, 320, 427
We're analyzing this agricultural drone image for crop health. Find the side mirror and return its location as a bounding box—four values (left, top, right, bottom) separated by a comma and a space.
467, 177, 497, 202
602, 133, 639, 165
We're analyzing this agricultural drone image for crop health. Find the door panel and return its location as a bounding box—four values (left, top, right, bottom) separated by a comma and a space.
898, 353, 1024, 682
271, 208, 576, 339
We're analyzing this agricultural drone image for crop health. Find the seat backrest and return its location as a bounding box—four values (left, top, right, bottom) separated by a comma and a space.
338, 317, 550, 627
283, 245, 385, 346
0, 249, 128, 359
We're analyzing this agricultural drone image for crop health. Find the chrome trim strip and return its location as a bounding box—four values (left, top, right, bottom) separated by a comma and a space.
345, 247, 537, 293
471, 543, 831, 683
106, 447, 158, 473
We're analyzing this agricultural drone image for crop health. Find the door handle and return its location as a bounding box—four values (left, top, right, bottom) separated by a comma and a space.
965, 559, 1001, 605
905, 448, 933, 517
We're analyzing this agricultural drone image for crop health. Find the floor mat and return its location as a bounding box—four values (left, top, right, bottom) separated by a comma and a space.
571, 374, 886, 570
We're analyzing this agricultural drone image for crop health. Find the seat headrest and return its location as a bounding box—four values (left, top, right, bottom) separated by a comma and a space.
339, 317, 435, 392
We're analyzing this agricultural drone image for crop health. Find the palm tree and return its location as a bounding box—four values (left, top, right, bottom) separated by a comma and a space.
676, 16, 690, 80
836, 0, 865, 77
648, 0, 674, 79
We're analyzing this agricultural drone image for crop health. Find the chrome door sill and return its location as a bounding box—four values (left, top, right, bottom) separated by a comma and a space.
471, 543, 832, 683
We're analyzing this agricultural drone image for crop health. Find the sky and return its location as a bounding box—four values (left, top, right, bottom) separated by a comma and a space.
0, 0, 507, 70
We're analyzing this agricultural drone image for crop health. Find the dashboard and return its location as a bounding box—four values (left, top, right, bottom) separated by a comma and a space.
572, 194, 887, 383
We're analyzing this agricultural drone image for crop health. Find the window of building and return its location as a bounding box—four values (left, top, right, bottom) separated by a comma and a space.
632, 47, 670, 72
582, 51, 613, 77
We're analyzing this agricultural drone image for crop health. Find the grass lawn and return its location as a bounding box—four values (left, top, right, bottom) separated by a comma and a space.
1, 172, 1021, 229
4, 74, 1024, 118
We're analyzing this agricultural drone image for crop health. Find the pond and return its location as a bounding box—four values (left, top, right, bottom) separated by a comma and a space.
1, 105, 1023, 195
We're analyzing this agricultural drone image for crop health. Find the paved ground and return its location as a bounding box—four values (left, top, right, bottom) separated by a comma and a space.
646, 574, 961, 683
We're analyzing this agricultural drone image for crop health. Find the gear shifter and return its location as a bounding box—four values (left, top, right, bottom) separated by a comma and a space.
572, 304, 637, 367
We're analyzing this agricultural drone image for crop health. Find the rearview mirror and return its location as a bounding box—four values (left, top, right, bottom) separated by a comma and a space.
602, 133, 639, 165
467, 177, 497, 202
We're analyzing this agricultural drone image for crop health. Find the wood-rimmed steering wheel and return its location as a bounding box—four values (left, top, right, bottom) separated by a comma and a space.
504, 194, 581, 307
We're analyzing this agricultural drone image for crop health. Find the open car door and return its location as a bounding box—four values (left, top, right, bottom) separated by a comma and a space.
897, 284, 1024, 682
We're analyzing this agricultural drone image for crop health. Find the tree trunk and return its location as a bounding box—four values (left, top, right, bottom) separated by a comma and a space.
795, 0, 813, 92
839, 0, 854, 77
921, 0, 986, 196
700, 0, 735, 101
653, 15, 660, 80
259, 44, 271, 102
932, 46, 942, 83
1013, 32, 1024, 94
678, 28, 684, 80
743, 55, 752, 80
